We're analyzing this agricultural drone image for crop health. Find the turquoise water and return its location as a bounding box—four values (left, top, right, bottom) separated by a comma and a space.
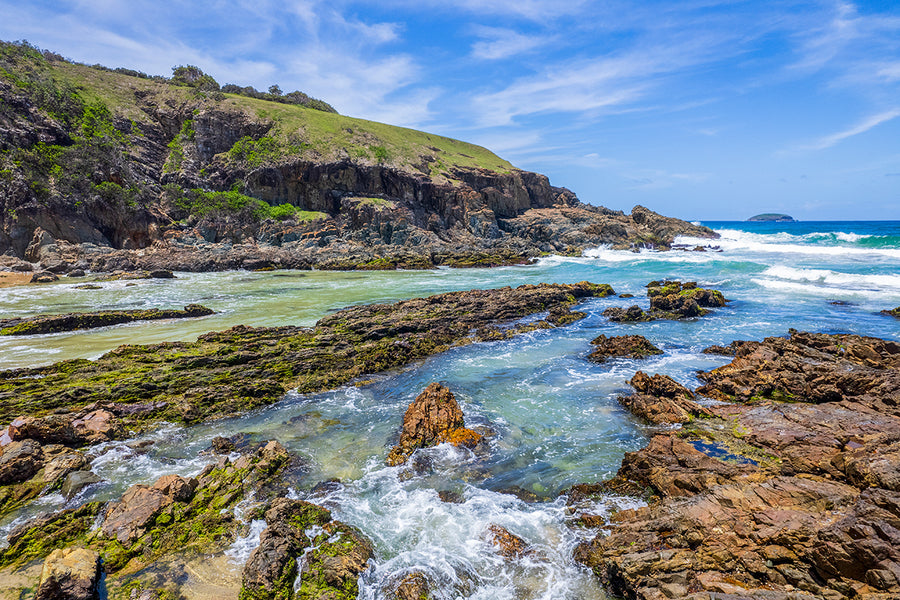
1, 221, 898, 598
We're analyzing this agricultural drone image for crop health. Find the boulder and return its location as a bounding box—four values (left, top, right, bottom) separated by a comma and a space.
35, 547, 101, 600
386, 383, 482, 466
384, 571, 432, 600
30, 271, 59, 283
0, 438, 44, 484
100, 484, 172, 544
42, 449, 88, 485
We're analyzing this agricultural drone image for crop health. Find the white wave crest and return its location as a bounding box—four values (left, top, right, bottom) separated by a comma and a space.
761, 266, 900, 292
675, 229, 900, 259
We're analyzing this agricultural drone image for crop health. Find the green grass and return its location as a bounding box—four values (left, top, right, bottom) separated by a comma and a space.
44, 53, 515, 185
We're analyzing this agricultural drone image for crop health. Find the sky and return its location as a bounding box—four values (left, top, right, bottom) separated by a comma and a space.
2, 0, 899, 220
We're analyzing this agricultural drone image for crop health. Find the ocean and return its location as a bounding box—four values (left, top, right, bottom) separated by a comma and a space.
1, 220, 898, 598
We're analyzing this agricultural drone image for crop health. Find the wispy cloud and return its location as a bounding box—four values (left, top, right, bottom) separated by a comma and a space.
470, 26, 549, 60
798, 108, 900, 151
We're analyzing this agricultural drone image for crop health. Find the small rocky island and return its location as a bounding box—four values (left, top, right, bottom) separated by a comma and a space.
747, 213, 796, 222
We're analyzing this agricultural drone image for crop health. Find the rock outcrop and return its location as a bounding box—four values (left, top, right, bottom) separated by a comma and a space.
0, 42, 717, 273
618, 371, 712, 425
603, 280, 728, 322
386, 383, 482, 466
587, 334, 662, 363
0, 304, 214, 335
574, 331, 900, 600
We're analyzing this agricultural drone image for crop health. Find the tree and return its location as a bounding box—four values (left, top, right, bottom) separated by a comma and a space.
268, 84, 282, 96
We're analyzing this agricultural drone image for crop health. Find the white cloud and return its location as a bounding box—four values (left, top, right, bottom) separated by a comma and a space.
470, 26, 549, 60
799, 108, 900, 151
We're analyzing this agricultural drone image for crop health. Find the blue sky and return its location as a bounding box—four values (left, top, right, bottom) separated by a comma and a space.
2, 1, 899, 220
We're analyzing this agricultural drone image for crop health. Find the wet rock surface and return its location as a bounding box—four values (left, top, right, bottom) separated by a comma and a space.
587, 334, 662, 363
602, 280, 728, 322
574, 331, 900, 600
0, 438, 303, 598
386, 382, 483, 466
0, 304, 214, 335
0, 282, 610, 428
239, 497, 374, 600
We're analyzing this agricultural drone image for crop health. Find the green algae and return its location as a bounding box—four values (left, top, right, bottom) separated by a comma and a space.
0, 283, 609, 428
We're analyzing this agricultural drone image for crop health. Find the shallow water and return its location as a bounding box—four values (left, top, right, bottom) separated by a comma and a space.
1, 221, 899, 598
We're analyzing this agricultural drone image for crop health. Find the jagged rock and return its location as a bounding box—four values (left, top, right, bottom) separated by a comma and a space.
618, 372, 711, 425
437, 490, 465, 504
587, 334, 662, 363
881, 306, 900, 318
575, 331, 900, 600
239, 498, 374, 600
42, 449, 87, 485
7, 410, 122, 445
100, 483, 172, 544
0, 438, 43, 484
602, 305, 651, 322
35, 547, 101, 600
386, 383, 482, 466
484, 524, 532, 559
61, 471, 102, 499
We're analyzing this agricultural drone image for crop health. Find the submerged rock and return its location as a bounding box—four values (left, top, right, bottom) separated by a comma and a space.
484, 524, 532, 560
386, 383, 482, 466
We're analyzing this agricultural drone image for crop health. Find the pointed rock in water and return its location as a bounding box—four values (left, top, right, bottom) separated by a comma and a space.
0, 439, 44, 484
35, 547, 101, 600
386, 383, 482, 466
882, 306, 900, 318
618, 371, 711, 425
384, 571, 432, 600
587, 334, 662, 363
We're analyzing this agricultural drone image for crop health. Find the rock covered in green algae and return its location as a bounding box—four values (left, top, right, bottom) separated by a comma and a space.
0, 282, 613, 428
0, 438, 303, 595
239, 498, 374, 600
882, 306, 900, 318
0, 304, 214, 336
602, 280, 727, 322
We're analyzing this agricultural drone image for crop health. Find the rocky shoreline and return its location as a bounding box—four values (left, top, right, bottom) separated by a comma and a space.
574, 330, 900, 600
2, 280, 898, 600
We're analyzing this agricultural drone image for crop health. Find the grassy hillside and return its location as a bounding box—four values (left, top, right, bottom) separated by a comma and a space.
45, 57, 514, 183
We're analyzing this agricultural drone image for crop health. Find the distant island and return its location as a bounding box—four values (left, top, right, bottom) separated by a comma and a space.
747, 213, 796, 222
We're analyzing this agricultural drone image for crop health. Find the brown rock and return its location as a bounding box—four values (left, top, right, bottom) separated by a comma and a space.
71, 410, 122, 443
152, 474, 198, 502
385, 571, 431, 600
386, 383, 482, 466
618, 371, 712, 425
100, 484, 172, 544
42, 450, 88, 486
0, 438, 44, 484
587, 334, 662, 363
35, 547, 101, 600
485, 524, 532, 559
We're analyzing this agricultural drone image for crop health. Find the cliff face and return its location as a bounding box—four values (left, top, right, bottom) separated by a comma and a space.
0, 42, 717, 273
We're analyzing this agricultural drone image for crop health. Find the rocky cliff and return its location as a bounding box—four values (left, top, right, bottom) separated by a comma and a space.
0, 41, 717, 273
